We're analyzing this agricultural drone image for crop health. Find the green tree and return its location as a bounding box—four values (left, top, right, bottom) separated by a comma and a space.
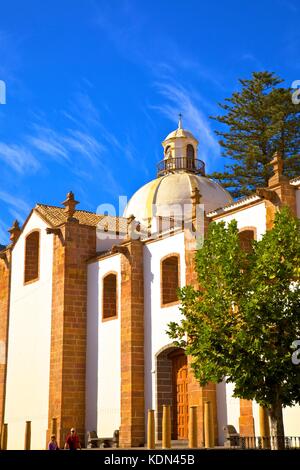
168, 208, 300, 449
210, 72, 300, 198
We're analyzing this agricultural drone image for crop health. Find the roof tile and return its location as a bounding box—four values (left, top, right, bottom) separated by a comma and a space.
35, 204, 128, 233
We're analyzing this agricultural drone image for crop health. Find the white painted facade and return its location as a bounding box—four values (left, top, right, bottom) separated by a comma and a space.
2, 123, 299, 449
87, 231, 188, 438
3, 190, 300, 448
212, 199, 300, 439
283, 406, 300, 435
91, 225, 300, 444
223, 382, 240, 439
212, 202, 267, 240
143, 232, 186, 427
86, 253, 121, 438
96, 231, 126, 252
4, 212, 53, 449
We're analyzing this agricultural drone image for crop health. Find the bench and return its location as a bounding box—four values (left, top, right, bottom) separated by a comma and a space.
87, 429, 119, 448
223, 425, 240, 447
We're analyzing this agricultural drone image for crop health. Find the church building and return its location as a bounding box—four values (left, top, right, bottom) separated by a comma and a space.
0, 120, 300, 449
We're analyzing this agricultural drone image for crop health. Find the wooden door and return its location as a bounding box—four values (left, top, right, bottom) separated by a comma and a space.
172, 352, 188, 439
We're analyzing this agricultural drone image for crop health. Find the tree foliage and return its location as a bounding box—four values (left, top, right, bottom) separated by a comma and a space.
209, 72, 300, 198
168, 208, 300, 413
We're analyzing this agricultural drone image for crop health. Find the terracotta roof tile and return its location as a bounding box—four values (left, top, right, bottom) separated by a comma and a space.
35, 204, 128, 233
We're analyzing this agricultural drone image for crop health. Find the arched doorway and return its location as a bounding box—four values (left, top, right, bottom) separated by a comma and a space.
156, 346, 189, 440
170, 349, 189, 439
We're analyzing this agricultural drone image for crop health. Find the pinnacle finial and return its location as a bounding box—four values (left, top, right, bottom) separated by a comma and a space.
191, 187, 201, 205
270, 151, 283, 174
268, 151, 285, 187
8, 220, 21, 244
61, 191, 79, 220
191, 187, 201, 221
178, 113, 183, 129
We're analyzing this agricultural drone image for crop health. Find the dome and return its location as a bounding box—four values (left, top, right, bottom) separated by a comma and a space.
164, 128, 198, 142
124, 118, 233, 225
123, 173, 233, 223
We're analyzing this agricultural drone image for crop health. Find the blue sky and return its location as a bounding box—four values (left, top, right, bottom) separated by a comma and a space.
0, 0, 299, 244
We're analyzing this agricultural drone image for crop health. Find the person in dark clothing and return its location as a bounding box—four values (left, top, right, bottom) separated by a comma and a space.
64, 428, 81, 450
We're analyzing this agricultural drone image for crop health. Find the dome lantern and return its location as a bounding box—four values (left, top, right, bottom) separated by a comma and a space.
158, 115, 205, 177
123, 121, 233, 225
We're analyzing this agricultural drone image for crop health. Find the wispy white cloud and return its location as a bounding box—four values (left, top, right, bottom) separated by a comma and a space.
30, 93, 129, 194
27, 124, 107, 168
151, 81, 220, 169
67, 92, 124, 152
0, 190, 31, 243
8, 208, 26, 224
93, 4, 225, 94
0, 190, 31, 214
0, 219, 8, 245
63, 130, 106, 165
28, 126, 70, 162
0, 143, 40, 173
0, 88, 136, 213
241, 53, 265, 70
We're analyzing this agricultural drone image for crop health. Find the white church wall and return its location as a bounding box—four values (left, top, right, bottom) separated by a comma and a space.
253, 401, 300, 437
143, 231, 186, 426
252, 400, 260, 436
283, 405, 300, 435
224, 382, 240, 436
4, 212, 53, 449
86, 254, 121, 439
214, 202, 267, 240
216, 381, 229, 445
96, 232, 126, 252
216, 198, 300, 440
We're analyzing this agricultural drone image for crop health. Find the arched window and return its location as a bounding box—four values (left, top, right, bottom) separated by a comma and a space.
165, 145, 172, 159
161, 254, 180, 306
24, 231, 40, 283
103, 273, 117, 320
238, 228, 256, 253
186, 144, 195, 171
186, 144, 194, 159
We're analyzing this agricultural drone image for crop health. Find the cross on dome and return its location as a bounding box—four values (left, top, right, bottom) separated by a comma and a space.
178, 113, 183, 129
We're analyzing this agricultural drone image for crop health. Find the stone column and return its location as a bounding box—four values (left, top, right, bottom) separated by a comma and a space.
24, 421, 31, 450
239, 399, 255, 436
119, 239, 145, 448
188, 406, 198, 448
263, 152, 297, 229
47, 220, 96, 448
162, 405, 171, 449
147, 410, 155, 449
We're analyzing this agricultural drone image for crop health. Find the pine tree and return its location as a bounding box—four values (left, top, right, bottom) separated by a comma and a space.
210, 72, 300, 198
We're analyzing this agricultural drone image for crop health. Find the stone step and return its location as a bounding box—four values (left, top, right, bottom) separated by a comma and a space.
154, 440, 189, 449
